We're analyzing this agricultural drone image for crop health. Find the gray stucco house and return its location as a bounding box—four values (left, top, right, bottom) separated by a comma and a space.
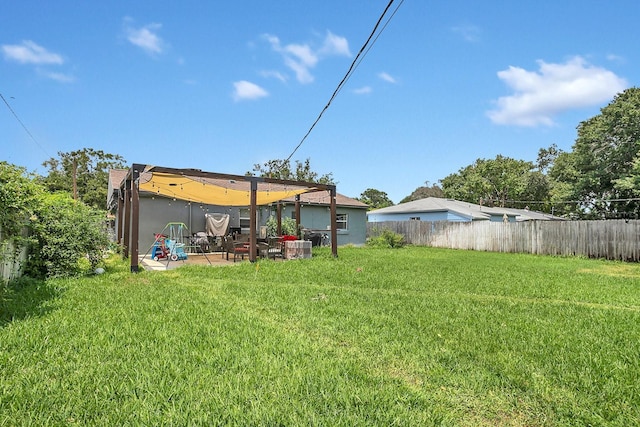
367, 197, 563, 223
108, 169, 368, 254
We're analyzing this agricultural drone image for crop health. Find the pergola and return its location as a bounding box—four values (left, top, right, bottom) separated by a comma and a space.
117, 164, 338, 272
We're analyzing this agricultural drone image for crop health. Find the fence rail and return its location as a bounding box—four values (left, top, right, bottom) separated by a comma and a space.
367, 220, 640, 262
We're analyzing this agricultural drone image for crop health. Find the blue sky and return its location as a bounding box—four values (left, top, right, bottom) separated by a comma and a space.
1, 1, 638, 203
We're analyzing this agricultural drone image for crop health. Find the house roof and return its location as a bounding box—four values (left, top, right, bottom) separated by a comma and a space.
367, 197, 562, 221
368, 197, 505, 220
281, 191, 368, 209
499, 207, 566, 221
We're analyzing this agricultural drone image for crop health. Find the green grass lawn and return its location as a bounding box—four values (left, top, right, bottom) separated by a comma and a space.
1, 246, 639, 426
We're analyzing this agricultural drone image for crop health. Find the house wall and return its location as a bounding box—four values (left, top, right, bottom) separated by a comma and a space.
284, 204, 367, 246
116, 195, 367, 252
367, 211, 517, 223
130, 196, 245, 253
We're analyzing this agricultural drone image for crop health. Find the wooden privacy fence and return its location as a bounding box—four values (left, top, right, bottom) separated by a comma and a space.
1, 234, 27, 282
367, 220, 640, 262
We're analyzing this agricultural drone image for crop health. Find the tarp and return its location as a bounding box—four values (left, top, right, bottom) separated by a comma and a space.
205, 213, 230, 237
138, 171, 312, 206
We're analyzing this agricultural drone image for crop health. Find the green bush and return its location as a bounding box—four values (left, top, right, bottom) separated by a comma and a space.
0, 162, 42, 242
1, 162, 109, 281
266, 215, 298, 237
367, 228, 405, 248
27, 193, 109, 278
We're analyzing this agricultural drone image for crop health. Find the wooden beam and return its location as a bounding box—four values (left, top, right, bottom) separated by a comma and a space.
276, 203, 282, 236
330, 187, 338, 257
116, 192, 124, 247
249, 179, 258, 262
130, 165, 141, 272
295, 194, 301, 236
122, 180, 131, 259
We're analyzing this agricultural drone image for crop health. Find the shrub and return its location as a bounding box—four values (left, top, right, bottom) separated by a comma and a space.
1, 163, 42, 283
266, 216, 298, 237
27, 193, 109, 278
367, 228, 405, 248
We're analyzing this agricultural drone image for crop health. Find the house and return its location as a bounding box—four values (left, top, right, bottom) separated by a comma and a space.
497, 207, 566, 222
108, 167, 368, 260
367, 197, 564, 223
279, 191, 368, 246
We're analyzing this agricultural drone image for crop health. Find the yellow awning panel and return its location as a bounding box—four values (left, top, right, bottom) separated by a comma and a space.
138, 172, 311, 206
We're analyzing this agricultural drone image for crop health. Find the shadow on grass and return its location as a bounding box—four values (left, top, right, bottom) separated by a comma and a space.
0, 276, 61, 328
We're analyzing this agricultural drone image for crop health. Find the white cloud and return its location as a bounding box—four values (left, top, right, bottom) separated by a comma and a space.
2, 40, 63, 65
39, 70, 75, 83
233, 80, 269, 102
487, 56, 628, 127
124, 18, 165, 55
260, 70, 288, 83
378, 72, 396, 84
262, 30, 350, 84
606, 53, 625, 64
319, 31, 351, 57
451, 24, 481, 43
353, 86, 372, 95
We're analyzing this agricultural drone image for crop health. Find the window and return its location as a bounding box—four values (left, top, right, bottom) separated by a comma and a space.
336, 213, 348, 230
239, 208, 250, 233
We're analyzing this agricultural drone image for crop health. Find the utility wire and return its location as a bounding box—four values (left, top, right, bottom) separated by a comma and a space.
1, 93, 51, 159
505, 197, 640, 205
283, 0, 402, 164
332, 0, 404, 100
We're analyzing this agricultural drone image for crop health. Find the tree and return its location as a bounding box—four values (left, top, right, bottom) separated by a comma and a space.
41, 148, 126, 210
357, 188, 394, 210
614, 155, 640, 196
399, 181, 444, 204
248, 158, 335, 185
536, 143, 562, 173
440, 155, 542, 207
567, 87, 640, 217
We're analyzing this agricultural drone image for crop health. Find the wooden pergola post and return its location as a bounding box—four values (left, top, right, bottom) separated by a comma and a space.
276, 203, 282, 236
249, 179, 258, 262
122, 178, 131, 259
329, 187, 338, 258
295, 194, 301, 236
116, 191, 124, 247
130, 165, 141, 272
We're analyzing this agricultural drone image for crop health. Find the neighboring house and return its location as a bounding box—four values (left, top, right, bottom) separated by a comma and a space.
498, 207, 566, 222
367, 197, 563, 223
108, 169, 368, 253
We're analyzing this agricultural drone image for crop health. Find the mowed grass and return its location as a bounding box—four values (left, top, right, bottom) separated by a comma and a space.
1, 247, 639, 426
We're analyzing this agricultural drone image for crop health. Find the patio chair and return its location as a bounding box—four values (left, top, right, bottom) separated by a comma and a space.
224, 237, 250, 262
266, 236, 284, 259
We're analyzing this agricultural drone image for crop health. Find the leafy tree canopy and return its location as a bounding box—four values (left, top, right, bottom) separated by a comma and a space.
248, 158, 335, 185
567, 87, 640, 217
399, 182, 444, 204
40, 148, 126, 210
440, 155, 544, 207
357, 188, 394, 210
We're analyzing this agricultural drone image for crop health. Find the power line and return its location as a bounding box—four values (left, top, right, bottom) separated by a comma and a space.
283, 0, 403, 164
1, 92, 51, 159
506, 197, 640, 205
